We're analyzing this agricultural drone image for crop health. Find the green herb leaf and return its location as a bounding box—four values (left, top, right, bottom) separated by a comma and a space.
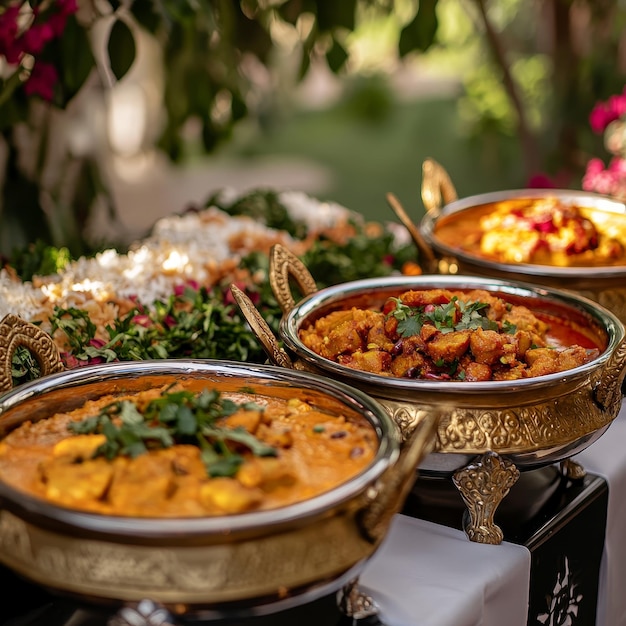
388, 295, 499, 338
68, 387, 276, 477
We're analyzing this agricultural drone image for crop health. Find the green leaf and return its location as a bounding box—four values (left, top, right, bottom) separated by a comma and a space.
397, 315, 422, 338
212, 426, 278, 457
130, 0, 164, 35
316, 0, 356, 32
176, 405, 197, 435
326, 37, 349, 73
57, 15, 97, 103
207, 455, 243, 477
399, 0, 439, 57
0, 69, 25, 108
108, 19, 137, 81
0, 167, 52, 256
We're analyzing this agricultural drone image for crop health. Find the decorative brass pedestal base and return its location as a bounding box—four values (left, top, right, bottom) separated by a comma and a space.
560, 458, 587, 480
337, 578, 380, 621
451, 454, 589, 544
452, 452, 521, 545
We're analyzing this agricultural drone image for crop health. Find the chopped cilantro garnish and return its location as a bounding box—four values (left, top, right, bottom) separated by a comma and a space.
388, 295, 502, 338
68, 388, 277, 477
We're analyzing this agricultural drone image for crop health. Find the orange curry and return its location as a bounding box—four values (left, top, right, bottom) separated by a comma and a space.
0, 385, 377, 517
433, 197, 626, 267
299, 288, 600, 382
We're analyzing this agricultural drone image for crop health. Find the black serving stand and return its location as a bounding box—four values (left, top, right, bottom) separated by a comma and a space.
0, 568, 383, 626
1, 465, 608, 626
405, 465, 608, 626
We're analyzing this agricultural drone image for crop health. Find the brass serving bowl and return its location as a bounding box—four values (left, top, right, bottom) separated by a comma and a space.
0, 317, 437, 620
232, 244, 626, 544
405, 158, 626, 323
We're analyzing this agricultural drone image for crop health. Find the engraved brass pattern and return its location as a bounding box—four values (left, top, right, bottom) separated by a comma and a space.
0, 509, 373, 604
452, 452, 520, 545
379, 387, 617, 455
230, 284, 294, 368
269, 244, 318, 315
0, 314, 63, 393
577, 287, 626, 325
421, 157, 458, 215
594, 336, 626, 414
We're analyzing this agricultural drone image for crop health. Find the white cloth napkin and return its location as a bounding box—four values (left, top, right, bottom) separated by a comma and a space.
359, 515, 531, 626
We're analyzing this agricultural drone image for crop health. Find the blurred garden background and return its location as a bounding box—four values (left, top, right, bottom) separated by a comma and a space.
1, 0, 625, 255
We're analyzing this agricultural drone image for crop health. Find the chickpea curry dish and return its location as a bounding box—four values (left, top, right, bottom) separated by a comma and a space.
299, 288, 601, 382
0, 385, 377, 517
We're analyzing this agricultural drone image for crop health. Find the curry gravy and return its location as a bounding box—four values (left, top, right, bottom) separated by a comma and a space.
0, 386, 377, 518
433, 198, 626, 267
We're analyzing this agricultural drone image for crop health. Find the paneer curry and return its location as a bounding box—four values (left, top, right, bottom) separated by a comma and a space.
433, 197, 626, 267
299, 288, 601, 382
0, 385, 377, 517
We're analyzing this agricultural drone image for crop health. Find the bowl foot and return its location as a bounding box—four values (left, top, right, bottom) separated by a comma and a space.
452, 451, 520, 544
560, 458, 587, 480
336, 578, 380, 622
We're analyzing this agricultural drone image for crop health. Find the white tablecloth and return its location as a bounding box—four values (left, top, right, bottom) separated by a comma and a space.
575, 399, 626, 626
359, 516, 531, 626
357, 399, 626, 626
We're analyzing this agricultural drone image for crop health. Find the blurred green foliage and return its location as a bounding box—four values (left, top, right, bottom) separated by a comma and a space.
2, 0, 625, 260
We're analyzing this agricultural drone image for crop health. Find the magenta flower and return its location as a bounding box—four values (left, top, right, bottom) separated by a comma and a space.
22, 22, 55, 55
608, 157, 626, 174
589, 88, 626, 133
162, 314, 177, 328
23, 61, 58, 101
0, 5, 20, 57
582, 157, 626, 198
174, 280, 200, 297
528, 173, 556, 189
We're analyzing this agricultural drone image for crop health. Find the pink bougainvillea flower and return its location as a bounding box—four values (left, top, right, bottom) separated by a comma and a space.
59, 0, 78, 15
174, 279, 200, 297
0, 4, 24, 66
527, 173, 556, 189
589, 87, 626, 133
0, 4, 20, 58
162, 314, 177, 328
22, 21, 55, 55
23, 60, 57, 101
582, 157, 626, 198
608, 156, 626, 174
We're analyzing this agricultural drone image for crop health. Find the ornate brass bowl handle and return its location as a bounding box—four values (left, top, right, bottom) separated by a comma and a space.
229, 285, 294, 369
0, 314, 64, 393
269, 244, 318, 315
421, 157, 458, 215
386, 192, 438, 274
